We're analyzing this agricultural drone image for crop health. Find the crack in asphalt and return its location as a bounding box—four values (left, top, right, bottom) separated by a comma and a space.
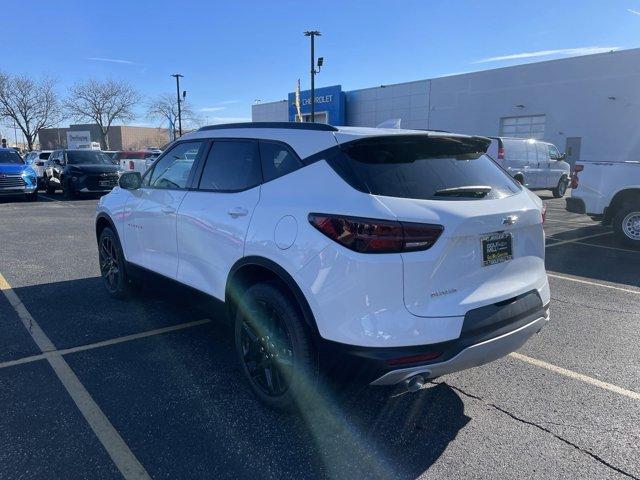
434, 381, 639, 480
552, 297, 639, 316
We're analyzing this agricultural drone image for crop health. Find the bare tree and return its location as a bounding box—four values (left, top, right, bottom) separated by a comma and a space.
0, 72, 63, 151
65, 78, 140, 149
146, 93, 202, 136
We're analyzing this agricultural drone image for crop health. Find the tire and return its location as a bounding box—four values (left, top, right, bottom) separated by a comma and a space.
234, 282, 318, 411
98, 227, 135, 299
45, 177, 56, 194
63, 179, 76, 200
613, 202, 640, 249
552, 177, 568, 198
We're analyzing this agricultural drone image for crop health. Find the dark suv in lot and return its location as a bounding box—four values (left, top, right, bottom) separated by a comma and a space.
44, 150, 121, 199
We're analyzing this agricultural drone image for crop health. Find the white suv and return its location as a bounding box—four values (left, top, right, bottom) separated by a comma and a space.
95, 123, 550, 410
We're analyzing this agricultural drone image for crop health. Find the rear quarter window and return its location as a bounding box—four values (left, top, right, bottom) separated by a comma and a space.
327, 136, 521, 200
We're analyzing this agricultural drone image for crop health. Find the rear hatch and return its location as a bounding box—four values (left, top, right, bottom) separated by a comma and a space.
330, 134, 546, 318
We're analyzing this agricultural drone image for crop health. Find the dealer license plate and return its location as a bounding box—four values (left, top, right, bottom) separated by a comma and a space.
481, 232, 513, 266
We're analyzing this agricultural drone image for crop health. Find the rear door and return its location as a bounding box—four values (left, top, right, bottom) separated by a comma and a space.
123, 141, 205, 278
176, 139, 262, 299
334, 136, 546, 318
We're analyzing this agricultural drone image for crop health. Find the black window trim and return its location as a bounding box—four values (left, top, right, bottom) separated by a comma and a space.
258, 139, 305, 183
141, 139, 208, 191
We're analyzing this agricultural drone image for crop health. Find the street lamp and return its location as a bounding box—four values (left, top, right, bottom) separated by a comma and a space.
171, 74, 184, 136
303, 30, 322, 122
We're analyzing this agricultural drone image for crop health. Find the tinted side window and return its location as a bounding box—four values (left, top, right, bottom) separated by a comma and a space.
199, 140, 261, 191
548, 145, 561, 160
148, 141, 203, 189
259, 141, 302, 182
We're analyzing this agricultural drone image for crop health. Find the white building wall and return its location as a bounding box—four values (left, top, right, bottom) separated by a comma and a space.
252, 100, 288, 122
252, 48, 640, 162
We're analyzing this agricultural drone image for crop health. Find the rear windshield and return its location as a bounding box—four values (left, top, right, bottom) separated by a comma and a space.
328, 136, 521, 200
39, 152, 51, 159
67, 151, 113, 165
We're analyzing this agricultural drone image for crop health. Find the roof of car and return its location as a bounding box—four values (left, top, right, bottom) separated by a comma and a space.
184, 122, 490, 159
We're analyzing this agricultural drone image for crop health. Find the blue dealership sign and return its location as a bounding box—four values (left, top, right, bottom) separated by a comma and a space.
288, 85, 345, 125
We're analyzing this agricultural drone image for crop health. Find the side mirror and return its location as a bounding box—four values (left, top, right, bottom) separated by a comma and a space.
560, 152, 567, 160
119, 171, 142, 190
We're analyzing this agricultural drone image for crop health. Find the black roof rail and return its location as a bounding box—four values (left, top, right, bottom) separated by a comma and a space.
198, 122, 338, 132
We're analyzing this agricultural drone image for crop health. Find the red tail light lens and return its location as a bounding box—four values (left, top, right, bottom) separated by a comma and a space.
497, 147, 505, 160
308, 213, 443, 253
386, 351, 442, 366
571, 164, 583, 189
129, 160, 135, 170
541, 204, 547, 224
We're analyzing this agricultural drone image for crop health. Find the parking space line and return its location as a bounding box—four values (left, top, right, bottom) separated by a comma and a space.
571, 241, 640, 254
0, 319, 212, 370
545, 231, 612, 247
547, 272, 640, 295
0, 272, 151, 480
509, 352, 640, 401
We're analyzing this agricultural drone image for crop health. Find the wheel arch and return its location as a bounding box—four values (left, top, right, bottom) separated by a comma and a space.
605, 188, 640, 224
226, 256, 320, 338
95, 213, 117, 243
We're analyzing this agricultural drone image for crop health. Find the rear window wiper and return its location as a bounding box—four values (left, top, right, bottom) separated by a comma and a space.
434, 186, 492, 197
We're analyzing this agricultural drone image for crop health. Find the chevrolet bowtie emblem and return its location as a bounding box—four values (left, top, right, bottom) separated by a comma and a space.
502, 215, 518, 225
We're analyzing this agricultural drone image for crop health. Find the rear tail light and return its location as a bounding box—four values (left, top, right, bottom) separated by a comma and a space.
497, 146, 505, 161
571, 164, 583, 189
541, 204, 547, 224
308, 213, 443, 253
129, 160, 135, 170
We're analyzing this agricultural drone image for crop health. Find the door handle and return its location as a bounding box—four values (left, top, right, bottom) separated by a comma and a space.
161, 206, 176, 215
228, 207, 248, 218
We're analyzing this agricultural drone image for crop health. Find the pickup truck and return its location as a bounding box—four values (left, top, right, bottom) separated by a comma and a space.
566, 161, 640, 247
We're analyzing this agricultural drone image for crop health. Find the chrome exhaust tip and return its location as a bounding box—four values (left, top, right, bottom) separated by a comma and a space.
406, 374, 426, 393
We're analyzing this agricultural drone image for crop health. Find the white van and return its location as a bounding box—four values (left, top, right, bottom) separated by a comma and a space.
487, 137, 570, 198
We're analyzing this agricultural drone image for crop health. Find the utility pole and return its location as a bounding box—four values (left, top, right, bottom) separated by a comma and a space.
171, 74, 184, 136
304, 31, 322, 122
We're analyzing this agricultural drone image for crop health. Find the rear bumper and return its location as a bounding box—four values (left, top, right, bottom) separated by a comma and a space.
370, 313, 547, 385
318, 290, 549, 385
566, 197, 586, 214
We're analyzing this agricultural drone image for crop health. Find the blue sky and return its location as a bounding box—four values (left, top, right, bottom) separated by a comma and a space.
2, 0, 640, 126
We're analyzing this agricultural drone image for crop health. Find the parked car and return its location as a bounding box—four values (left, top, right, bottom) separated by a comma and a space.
0, 147, 38, 201
567, 161, 640, 247
23, 150, 52, 188
113, 150, 160, 173
95, 122, 550, 410
44, 149, 121, 199
486, 137, 570, 197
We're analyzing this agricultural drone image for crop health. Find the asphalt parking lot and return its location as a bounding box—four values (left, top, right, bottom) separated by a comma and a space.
0, 190, 638, 480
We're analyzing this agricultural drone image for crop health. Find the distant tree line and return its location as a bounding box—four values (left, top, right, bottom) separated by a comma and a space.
0, 72, 202, 151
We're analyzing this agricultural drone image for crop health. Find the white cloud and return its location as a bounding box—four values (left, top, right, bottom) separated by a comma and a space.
200, 106, 226, 112
627, 8, 640, 15
473, 46, 619, 64
87, 57, 137, 65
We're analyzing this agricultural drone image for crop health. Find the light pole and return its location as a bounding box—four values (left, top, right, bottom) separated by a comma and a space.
304, 30, 322, 122
171, 73, 184, 136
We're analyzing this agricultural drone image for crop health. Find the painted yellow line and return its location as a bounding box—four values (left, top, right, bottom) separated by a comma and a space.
510, 352, 640, 401
547, 272, 640, 295
0, 271, 151, 480
0, 319, 211, 370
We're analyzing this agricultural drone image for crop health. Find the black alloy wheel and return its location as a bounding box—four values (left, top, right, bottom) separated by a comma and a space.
239, 298, 294, 397
234, 282, 318, 411
98, 227, 133, 298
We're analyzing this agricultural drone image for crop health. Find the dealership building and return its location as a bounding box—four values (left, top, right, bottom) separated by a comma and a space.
38, 124, 169, 151
252, 48, 640, 165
